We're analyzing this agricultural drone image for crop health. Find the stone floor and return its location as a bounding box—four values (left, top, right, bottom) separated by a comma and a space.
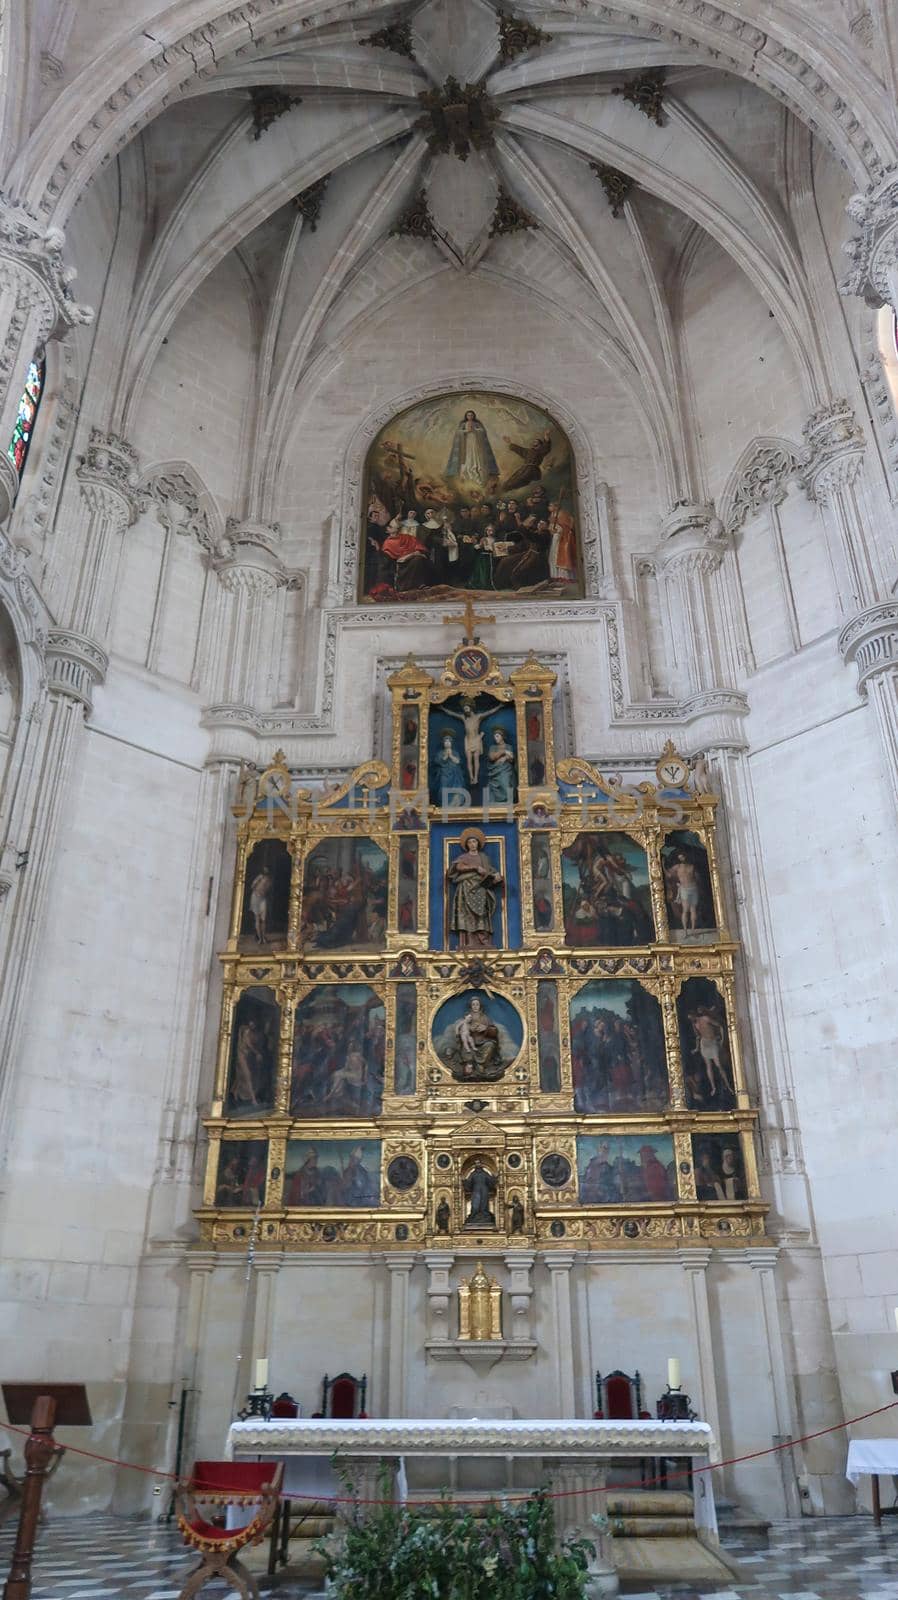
1, 1513, 898, 1598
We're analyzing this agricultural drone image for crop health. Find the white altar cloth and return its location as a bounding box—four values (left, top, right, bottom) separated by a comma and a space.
846, 1439, 898, 1484
227, 1416, 715, 1460
226, 1417, 718, 1535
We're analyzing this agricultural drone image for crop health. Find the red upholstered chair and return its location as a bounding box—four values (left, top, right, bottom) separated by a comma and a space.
594, 1369, 645, 1420
270, 1392, 299, 1418
321, 1371, 367, 1419
176, 1459, 283, 1600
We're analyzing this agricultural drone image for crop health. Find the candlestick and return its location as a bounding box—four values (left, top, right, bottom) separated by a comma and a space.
667, 1357, 681, 1390
254, 1357, 269, 1391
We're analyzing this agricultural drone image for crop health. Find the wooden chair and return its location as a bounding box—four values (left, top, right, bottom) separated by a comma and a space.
594, 1370, 653, 1486
176, 1459, 283, 1600
594, 1368, 647, 1420
320, 1371, 367, 1419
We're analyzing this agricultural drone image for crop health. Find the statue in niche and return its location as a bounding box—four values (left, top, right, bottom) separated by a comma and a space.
509, 1195, 525, 1235
441, 698, 494, 785
485, 727, 516, 803
435, 995, 516, 1082
463, 1159, 497, 1230
432, 733, 469, 802
447, 827, 504, 949
435, 1197, 451, 1234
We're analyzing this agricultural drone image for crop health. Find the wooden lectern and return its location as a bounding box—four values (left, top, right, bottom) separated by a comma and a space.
1, 1384, 91, 1600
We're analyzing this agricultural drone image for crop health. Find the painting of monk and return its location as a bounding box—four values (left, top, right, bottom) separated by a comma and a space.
215, 1140, 268, 1207
361, 390, 582, 602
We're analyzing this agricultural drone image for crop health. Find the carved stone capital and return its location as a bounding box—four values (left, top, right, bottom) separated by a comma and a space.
0, 193, 93, 337
216, 518, 285, 595
797, 400, 866, 505
77, 428, 141, 525
841, 169, 898, 308
45, 628, 108, 709
655, 499, 729, 575
838, 600, 898, 692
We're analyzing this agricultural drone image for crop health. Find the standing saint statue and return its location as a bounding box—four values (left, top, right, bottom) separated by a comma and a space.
463, 1159, 498, 1229
447, 827, 503, 948
485, 728, 516, 804
445, 409, 500, 490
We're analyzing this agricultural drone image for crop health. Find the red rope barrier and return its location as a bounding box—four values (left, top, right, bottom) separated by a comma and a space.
2, 1399, 896, 1508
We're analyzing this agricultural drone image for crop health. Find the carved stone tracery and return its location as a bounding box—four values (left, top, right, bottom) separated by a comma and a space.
722, 440, 799, 535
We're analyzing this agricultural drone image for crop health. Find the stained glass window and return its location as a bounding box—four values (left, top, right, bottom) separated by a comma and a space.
7, 359, 44, 478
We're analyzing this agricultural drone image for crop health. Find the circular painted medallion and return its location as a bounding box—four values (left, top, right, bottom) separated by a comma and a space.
452, 646, 491, 683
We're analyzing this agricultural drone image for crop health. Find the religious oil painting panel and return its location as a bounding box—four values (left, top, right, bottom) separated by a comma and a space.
562, 832, 654, 947
394, 982, 417, 1095
240, 838, 291, 950
570, 978, 669, 1113
300, 836, 388, 950
215, 1139, 268, 1207
362, 390, 582, 602
662, 829, 716, 939
291, 985, 385, 1117
692, 1133, 747, 1200
677, 976, 736, 1110
431, 989, 524, 1083
226, 985, 279, 1116
577, 1133, 676, 1206
284, 1138, 382, 1207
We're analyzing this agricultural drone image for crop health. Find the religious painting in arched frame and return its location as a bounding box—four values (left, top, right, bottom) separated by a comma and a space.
360, 390, 582, 603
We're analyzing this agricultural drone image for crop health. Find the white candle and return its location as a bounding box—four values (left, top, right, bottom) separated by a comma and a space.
894, 1308, 898, 1333
255, 1357, 269, 1390
667, 1358, 681, 1390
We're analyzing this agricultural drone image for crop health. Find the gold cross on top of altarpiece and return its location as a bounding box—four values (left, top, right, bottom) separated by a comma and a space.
442, 596, 496, 643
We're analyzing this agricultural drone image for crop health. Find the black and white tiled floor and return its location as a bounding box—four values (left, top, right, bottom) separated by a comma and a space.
2, 1513, 898, 1598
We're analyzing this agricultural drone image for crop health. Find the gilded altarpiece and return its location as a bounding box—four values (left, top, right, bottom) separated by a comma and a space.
198, 639, 766, 1250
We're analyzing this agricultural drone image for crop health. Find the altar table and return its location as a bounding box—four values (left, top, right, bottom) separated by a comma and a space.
226, 1416, 719, 1539
846, 1439, 898, 1525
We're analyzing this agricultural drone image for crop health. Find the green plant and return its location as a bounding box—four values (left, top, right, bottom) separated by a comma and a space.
317, 1473, 595, 1599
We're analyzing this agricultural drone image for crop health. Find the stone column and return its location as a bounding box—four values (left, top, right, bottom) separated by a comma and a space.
251, 1256, 282, 1375
651, 502, 736, 700
839, 602, 898, 813
504, 1251, 535, 1344
746, 1247, 802, 1519
797, 400, 884, 610
0, 432, 138, 1144
424, 1251, 455, 1345
677, 1250, 723, 1467
0, 195, 93, 528
386, 1256, 414, 1417
545, 1252, 576, 1416
702, 748, 813, 1235
841, 171, 898, 319
208, 521, 286, 719
177, 1251, 217, 1475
